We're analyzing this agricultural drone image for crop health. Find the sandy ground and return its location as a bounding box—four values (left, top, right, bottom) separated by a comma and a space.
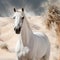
0, 16, 60, 60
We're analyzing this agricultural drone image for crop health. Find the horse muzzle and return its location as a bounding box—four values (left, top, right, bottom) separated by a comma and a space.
14, 27, 21, 34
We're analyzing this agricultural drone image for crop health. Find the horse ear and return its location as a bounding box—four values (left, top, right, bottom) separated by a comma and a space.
22, 8, 24, 12
14, 8, 16, 12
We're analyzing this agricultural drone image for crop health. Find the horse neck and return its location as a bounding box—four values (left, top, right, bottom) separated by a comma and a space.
21, 17, 33, 46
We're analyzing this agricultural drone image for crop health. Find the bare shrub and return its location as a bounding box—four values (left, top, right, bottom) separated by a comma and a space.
45, 4, 60, 35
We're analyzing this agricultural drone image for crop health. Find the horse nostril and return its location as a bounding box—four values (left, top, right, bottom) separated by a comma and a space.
14, 28, 16, 31
19, 27, 21, 31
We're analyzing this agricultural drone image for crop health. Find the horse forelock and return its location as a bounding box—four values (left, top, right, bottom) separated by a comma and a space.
17, 9, 22, 12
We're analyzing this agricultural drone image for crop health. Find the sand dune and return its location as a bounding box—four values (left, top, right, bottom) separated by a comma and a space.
0, 16, 60, 60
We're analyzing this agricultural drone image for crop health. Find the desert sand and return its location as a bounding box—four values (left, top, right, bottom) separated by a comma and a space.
0, 16, 60, 60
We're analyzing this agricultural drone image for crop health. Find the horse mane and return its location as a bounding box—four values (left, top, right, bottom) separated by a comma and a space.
23, 13, 32, 32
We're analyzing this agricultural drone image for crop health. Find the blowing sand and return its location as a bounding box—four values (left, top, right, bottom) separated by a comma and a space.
0, 16, 60, 60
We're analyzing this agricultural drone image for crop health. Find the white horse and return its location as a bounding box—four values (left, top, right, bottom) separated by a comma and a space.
13, 8, 50, 60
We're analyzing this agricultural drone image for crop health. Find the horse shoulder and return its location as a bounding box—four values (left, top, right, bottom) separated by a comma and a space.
33, 32, 49, 42
33, 32, 50, 49
32, 32, 50, 58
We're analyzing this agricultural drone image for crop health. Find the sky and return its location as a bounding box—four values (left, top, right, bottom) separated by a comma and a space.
0, 0, 59, 17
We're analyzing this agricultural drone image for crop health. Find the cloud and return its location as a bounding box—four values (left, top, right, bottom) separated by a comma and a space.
0, 0, 49, 16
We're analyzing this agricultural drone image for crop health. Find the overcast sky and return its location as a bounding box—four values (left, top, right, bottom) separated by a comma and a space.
0, 0, 54, 16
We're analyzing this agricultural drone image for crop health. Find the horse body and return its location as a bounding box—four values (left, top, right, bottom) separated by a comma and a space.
21, 19, 50, 60
13, 8, 50, 60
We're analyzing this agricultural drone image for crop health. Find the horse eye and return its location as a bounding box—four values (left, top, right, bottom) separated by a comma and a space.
13, 17, 15, 19
21, 16, 24, 20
